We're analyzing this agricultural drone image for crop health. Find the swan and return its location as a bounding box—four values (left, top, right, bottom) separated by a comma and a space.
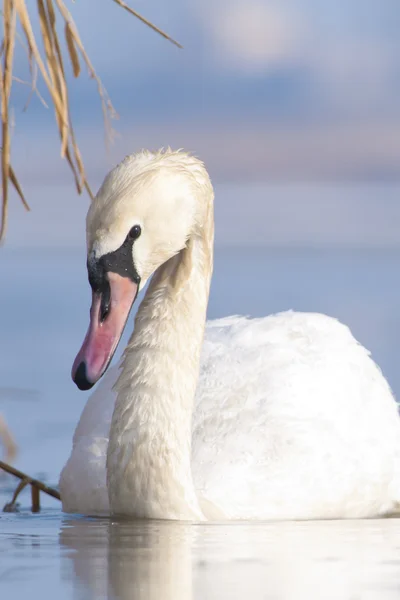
60, 148, 400, 520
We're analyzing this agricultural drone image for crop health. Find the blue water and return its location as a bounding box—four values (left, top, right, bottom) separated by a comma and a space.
1, 243, 400, 598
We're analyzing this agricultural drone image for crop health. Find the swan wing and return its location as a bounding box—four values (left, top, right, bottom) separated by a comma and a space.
192, 311, 400, 519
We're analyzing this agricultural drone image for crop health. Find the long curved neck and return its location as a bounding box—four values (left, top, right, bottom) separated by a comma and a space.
107, 215, 213, 519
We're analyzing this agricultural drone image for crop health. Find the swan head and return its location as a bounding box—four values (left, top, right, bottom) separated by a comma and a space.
72, 148, 213, 391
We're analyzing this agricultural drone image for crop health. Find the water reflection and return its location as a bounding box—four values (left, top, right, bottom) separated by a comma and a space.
60, 517, 400, 600
60, 519, 194, 600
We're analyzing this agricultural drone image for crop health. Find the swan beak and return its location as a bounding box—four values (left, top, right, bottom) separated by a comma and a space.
72, 272, 138, 390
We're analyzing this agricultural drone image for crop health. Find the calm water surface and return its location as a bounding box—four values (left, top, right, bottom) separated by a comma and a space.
2, 513, 400, 599
1, 244, 400, 599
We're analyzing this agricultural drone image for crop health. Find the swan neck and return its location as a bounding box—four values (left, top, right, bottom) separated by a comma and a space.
107, 220, 213, 519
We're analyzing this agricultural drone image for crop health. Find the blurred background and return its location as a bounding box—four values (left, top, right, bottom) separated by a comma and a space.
1, 0, 400, 488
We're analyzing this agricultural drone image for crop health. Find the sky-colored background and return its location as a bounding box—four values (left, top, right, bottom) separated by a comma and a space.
5, 0, 400, 247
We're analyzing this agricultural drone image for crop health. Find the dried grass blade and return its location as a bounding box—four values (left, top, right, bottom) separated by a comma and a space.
46, 0, 85, 189
15, 0, 67, 134
14, 0, 85, 208
67, 125, 86, 191
9, 163, 29, 210
53, 0, 118, 150
37, 0, 68, 156
48, 1, 87, 189
0, 72, 5, 241
111, 0, 182, 48
0, 0, 17, 242
65, 22, 80, 77
20, 64, 49, 111
64, 145, 83, 194
84, 179, 94, 200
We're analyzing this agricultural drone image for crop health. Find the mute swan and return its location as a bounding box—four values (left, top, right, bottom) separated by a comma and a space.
60, 148, 400, 520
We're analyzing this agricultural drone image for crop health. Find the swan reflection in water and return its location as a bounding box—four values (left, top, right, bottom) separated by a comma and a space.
59, 517, 400, 600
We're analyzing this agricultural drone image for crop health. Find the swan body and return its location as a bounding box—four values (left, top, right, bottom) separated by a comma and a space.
60, 149, 400, 519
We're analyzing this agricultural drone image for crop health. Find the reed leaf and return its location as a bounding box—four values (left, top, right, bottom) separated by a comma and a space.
0, 0, 181, 242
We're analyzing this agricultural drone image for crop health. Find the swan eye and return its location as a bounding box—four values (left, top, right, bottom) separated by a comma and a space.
128, 225, 141, 240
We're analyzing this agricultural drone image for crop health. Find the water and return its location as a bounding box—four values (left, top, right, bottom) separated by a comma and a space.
2, 515, 400, 600
1, 243, 400, 598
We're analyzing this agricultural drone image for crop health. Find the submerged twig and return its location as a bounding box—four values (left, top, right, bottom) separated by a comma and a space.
3, 477, 28, 511
0, 459, 61, 512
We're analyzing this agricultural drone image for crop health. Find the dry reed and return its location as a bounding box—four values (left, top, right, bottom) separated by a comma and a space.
0, 0, 181, 242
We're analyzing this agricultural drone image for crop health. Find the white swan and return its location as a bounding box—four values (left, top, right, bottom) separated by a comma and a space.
60, 148, 400, 520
